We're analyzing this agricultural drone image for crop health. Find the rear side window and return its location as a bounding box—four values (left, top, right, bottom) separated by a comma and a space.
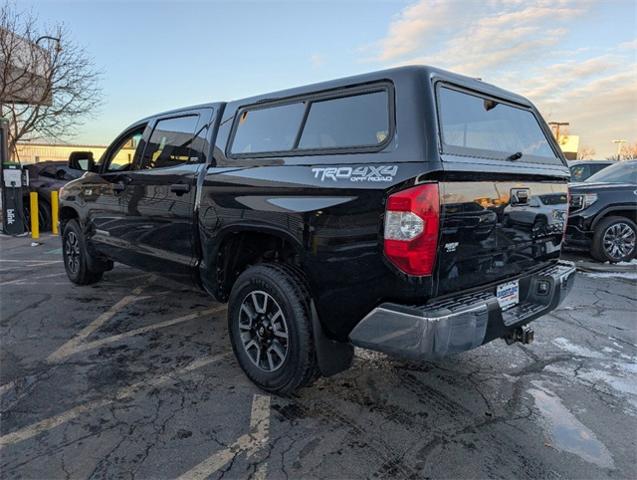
141, 115, 199, 169
298, 91, 389, 149
229, 86, 391, 157
437, 86, 560, 164
231, 103, 305, 154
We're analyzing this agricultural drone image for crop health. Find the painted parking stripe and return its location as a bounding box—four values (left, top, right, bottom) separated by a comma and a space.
177, 394, 271, 480
0, 353, 230, 448
47, 285, 148, 363
0, 259, 62, 265
70, 306, 227, 355
0, 272, 66, 286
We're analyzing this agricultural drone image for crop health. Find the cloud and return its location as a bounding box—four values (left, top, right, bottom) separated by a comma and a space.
373, 0, 587, 68
539, 70, 637, 157
368, 0, 636, 157
517, 55, 620, 102
375, 0, 452, 61
617, 38, 637, 51
310, 53, 326, 69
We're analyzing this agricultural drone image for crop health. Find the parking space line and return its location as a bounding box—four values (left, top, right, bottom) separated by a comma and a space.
71, 306, 227, 355
177, 394, 271, 480
0, 353, 229, 449
0, 259, 62, 263
0, 260, 63, 267
47, 285, 148, 363
1, 273, 66, 286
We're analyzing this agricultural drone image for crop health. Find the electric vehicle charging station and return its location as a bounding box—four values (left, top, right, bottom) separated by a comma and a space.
1, 117, 28, 235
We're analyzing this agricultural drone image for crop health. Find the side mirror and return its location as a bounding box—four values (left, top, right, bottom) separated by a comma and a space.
68, 151, 95, 172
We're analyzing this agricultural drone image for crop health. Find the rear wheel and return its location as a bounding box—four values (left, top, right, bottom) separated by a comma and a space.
591, 216, 636, 263
228, 264, 318, 394
62, 219, 103, 285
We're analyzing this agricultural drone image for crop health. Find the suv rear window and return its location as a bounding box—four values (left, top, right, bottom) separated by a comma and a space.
229, 87, 391, 157
437, 86, 560, 164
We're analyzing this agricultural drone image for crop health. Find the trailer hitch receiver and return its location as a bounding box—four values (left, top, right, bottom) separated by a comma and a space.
504, 325, 535, 345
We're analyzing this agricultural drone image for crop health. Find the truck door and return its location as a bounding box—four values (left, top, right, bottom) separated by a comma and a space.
87, 124, 148, 263
116, 109, 214, 283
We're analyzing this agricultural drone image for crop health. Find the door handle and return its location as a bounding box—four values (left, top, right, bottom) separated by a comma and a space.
112, 182, 127, 193
170, 183, 191, 195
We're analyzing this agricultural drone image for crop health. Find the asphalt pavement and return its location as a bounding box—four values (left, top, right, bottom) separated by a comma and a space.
1, 233, 636, 479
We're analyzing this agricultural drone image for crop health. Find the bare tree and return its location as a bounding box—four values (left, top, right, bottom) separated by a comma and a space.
576, 145, 596, 160
619, 142, 637, 161
0, 3, 101, 160
605, 142, 637, 161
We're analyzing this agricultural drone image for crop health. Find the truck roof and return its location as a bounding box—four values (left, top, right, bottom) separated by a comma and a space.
231, 65, 532, 108
138, 65, 534, 125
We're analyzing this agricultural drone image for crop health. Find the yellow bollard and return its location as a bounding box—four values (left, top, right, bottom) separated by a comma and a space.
51, 190, 59, 235
30, 192, 39, 239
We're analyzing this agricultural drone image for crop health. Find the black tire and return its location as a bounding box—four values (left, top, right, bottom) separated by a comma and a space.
62, 219, 103, 285
591, 216, 637, 263
227, 263, 318, 395
38, 200, 52, 231
23, 198, 51, 232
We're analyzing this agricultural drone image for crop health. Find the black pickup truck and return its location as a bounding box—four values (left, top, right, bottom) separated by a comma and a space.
59, 66, 576, 394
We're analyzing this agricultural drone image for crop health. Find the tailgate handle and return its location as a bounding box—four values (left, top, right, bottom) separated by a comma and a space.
170, 183, 191, 195
511, 188, 529, 205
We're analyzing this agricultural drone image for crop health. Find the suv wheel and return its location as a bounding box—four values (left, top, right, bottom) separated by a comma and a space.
591, 216, 636, 263
62, 219, 104, 285
228, 264, 318, 394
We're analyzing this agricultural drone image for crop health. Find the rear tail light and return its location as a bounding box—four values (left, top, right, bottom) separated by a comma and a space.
384, 183, 440, 276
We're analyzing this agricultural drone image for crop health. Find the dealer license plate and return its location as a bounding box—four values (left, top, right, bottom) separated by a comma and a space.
497, 280, 519, 310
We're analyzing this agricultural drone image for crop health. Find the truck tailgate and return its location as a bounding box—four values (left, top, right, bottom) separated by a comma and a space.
435, 180, 568, 296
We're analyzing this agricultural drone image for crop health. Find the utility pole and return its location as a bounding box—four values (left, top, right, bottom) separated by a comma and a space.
548, 121, 570, 144
612, 139, 627, 160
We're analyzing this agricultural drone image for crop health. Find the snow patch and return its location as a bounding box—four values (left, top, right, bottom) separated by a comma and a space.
582, 271, 637, 280
553, 337, 604, 359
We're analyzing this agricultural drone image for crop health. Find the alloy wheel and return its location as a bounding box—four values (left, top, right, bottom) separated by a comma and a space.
64, 231, 81, 274
238, 290, 289, 372
602, 222, 635, 261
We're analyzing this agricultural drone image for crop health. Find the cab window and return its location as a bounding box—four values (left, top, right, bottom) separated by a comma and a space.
104, 128, 144, 172
140, 115, 199, 169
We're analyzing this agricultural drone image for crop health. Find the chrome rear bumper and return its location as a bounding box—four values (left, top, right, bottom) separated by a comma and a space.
349, 261, 576, 360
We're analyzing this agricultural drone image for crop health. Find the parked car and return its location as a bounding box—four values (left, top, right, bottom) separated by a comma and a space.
566, 160, 637, 262
59, 66, 575, 394
23, 154, 90, 230
568, 160, 614, 182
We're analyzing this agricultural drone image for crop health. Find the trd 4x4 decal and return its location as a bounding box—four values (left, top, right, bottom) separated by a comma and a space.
311, 165, 398, 183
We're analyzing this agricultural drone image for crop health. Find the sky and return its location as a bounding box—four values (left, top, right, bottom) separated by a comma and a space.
21, 0, 637, 158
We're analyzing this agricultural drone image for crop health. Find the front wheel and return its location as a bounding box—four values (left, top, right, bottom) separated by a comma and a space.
591, 216, 636, 263
227, 264, 318, 395
62, 219, 104, 285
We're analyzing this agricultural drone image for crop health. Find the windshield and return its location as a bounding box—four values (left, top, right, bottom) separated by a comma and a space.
586, 161, 637, 183
437, 86, 561, 165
